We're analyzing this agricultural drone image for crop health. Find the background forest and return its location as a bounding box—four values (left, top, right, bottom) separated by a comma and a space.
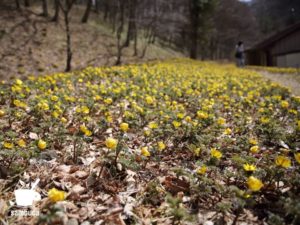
0, 0, 300, 76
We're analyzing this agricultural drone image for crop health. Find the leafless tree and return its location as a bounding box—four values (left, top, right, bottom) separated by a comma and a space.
82, 0, 92, 23
15, 0, 21, 9
51, 0, 60, 22
58, 0, 76, 72
41, 0, 48, 17
115, 0, 126, 65
124, 0, 137, 47
24, 0, 30, 7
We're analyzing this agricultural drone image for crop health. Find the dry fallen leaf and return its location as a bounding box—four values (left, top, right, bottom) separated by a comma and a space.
0, 199, 7, 218
71, 184, 86, 194
73, 171, 89, 179
29, 132, 39, 140
163, 176, 190, 194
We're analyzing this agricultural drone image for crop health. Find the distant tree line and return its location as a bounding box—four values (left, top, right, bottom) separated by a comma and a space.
252, 0, 300, 35
3, 0, 300, 70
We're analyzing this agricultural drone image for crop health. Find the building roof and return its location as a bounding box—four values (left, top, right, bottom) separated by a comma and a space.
247, 22, 300, 51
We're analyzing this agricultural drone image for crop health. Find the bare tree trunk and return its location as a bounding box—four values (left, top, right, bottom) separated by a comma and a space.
95, 0, 100, 13
189, 0, 199, 59
41, 0, 48, 17
64, 10, 72, 71
24, 0, 30, 7
16, 0, 21, 9
103, 1, 109, 21
51, 0, 60, 22
140, 40, 148, 59
124, 0, 137, 47
58, 0, 76, 72
81, 0, 92, 23
116, 0, 125, 65
133, 29, 138, 56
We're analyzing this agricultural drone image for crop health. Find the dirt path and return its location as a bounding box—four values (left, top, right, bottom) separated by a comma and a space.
260, 71, 300, 96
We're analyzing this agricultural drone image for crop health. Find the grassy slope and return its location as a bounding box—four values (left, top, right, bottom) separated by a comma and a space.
0, 4, 183, 80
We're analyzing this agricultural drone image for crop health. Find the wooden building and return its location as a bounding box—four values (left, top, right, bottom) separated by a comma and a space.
246, 22, 300, 68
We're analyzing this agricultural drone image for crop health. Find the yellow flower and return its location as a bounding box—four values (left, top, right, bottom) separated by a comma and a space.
80, 124, 92, 136
148, 121, 158, 129
38, 139, 47, 150
104, 98, 113, 105
0, 109, 5, 117
11, 85, 22, 93
145, 96, 154, 104
288, 109, 297, 115
217, 117, 226, 126
141, 147, 150, 157
211, 148, 222, 159
196, 165, 207, 175
157, 141, 166, 151
294, 153, 300, 164
280, 100, 289, 109
249, 138, 258, 145
185, 116, 192, 123
13, 99, 27, 108
250, 145, 259, 154
243, 163, 256, 172
106, 115, 113, 123
17, 139, 26, 148
275, 155, 291, 168
37, 100, 49, 111
177, 113, 184, 119
144, 129, 151, 136
80, 125, 87, 132
61, 117, 67, 123
223, 128, 232, 135
81, 106, 90, 114
120, 123, 129, 132
84, 129, 92, 137
247, 176, 263, 192
193, 148, 201, 157
52, 110, 60, 118
51, 95, 59, 101
15, 79, 23, 85
260, 117, 270, 124
197, 111, 209, 119
48, 188, 66, 203
172, 121, 181, 128
3, 141, 14, 149
105, 137, 118, 150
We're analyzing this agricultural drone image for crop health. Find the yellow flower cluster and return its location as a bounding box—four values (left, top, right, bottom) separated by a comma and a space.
248, 65, 299, 74
0, 58, 299, 207
80, 125, 92, 137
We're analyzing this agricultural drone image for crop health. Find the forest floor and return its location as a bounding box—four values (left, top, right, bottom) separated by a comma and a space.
0, 3, 183, 80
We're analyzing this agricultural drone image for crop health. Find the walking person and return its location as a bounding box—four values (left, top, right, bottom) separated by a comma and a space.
235, 41, 245, 67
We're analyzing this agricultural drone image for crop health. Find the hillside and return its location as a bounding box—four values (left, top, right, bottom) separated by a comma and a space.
0, 4, 183, 80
